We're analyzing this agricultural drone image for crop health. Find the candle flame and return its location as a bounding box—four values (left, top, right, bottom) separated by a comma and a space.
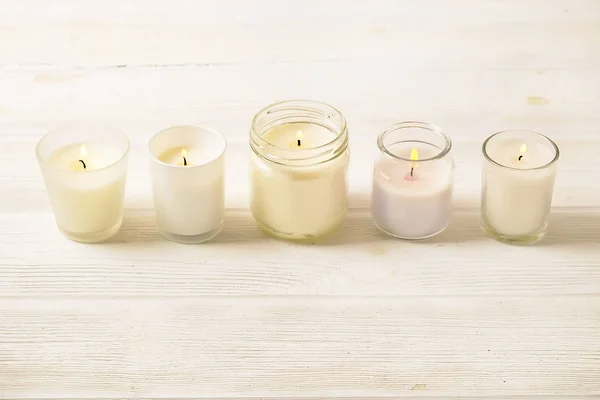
408, 148, 419, 178
520, 144, 527, 154
517, 143, 527, 162
79, 145, 87, 158
410, 148, 419, 161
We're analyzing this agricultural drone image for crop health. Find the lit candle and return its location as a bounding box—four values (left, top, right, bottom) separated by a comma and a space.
481, 129, 559, 244
36, 125, 130, 243
68, 145, 88, 171
371, 122, 454, 240
249, 100, 349, 240
149, 125, 226, 243
408, 147, 418, 179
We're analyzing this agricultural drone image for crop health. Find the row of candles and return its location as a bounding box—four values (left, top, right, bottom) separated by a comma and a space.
36, 100, 559, 245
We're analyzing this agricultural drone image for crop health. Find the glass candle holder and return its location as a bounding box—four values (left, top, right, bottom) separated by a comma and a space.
481, 129, 559, 245
371, 122, 454, 240
36, 124, 130, 243
149, 126, 226, 244
249, 99, 349, 240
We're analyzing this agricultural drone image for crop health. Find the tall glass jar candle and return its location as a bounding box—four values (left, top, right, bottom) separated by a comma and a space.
36, 125, 130, 243
481, 130, 559, 244
249, 100, 349, 240
371, 122, 454, 239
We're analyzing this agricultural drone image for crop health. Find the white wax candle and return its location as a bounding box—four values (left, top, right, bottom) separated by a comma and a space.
250, 122, 349, 239
37, 126, 130, 243
149, 126, 226, 243
482, 132, 559, 239
371, 142, 454, 239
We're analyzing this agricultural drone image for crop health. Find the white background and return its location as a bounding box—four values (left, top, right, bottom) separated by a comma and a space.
0, 0, 599, 398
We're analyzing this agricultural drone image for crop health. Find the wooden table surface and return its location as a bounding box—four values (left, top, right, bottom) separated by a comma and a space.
0, 0, 599, 398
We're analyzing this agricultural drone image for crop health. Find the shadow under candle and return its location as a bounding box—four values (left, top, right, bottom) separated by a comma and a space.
106, 205, 600, 248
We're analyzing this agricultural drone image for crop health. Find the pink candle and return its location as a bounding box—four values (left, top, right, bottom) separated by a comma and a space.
371, 122, 454, 240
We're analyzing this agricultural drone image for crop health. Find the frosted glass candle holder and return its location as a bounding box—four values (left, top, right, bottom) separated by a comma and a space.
36, 125, 130, 243
371, 122, 454, 240
249, 100, 350, 241
149, 126, 226, 244
481, 129, 559, 245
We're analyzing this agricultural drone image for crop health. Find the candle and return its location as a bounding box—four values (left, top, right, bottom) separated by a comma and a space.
481, 129, 559, 244
249, 100, 349, 240
36, 125, 130, 243
371, 122, 454, 239
149, 125, 226, 243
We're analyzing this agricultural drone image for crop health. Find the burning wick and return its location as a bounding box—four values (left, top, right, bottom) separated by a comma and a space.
518, 143, 527, 162
181, 149, 188, 166
409, 147, 419, 177
78, 145, 87, 170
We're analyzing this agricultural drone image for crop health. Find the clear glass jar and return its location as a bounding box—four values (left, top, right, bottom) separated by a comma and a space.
481, 129, 559, 244
371, 121, 454, 239
36, 124, 130, 243
249, 99, 349, 240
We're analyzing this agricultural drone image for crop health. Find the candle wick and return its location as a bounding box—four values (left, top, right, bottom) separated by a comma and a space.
297, 139, 301, 147
78, 159, 87, 169
518, 155, 523, 161
183, 156, 187, 166
410, 166, 414, 177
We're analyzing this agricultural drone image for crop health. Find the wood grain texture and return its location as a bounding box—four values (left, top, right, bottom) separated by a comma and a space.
0, 0, 599, 398
0, 208, 599, 298
0, 0, 598, 68
0, 297, 599, 398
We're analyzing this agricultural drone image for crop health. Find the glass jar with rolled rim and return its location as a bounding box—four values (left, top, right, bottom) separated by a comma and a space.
249, 99, 349, 240
36, 124, 130, 243
371, 121, 454, 240
481, 129, 559, 245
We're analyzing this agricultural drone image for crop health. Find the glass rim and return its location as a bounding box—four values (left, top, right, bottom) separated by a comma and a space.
377, 121, 452, 162
35, 124, 130, 174
250, 99, 348, 153
148, 125, 227, 169
482, 129, 560, 170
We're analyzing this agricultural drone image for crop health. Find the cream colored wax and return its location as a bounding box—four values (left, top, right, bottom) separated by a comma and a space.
250, 122, 348, 239
45, 143, 126, 241
483, 139, 558, 238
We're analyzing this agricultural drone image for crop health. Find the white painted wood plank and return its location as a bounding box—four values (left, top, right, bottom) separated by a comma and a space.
0, 296, 598, 398
0, 0, 598, 68
0, 208, 599, 297
0, 66, 597, 135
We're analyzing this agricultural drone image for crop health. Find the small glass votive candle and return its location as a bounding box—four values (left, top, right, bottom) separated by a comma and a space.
481, 129, 559, 244
36, 125, 130, 243
371, 122, 454, 240
149, 125, 226, 243
249, 99, 349, 240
